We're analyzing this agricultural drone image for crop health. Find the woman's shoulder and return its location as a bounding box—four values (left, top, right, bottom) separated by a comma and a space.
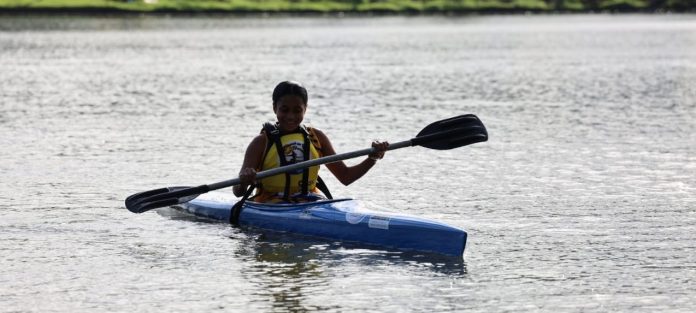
305, 125, 328, 139
248, 133, 268, 148
303, 125, 330, 152
305, 124, 319, 131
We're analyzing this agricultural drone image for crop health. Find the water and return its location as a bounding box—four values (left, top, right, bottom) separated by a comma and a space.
1, 14, 695, 312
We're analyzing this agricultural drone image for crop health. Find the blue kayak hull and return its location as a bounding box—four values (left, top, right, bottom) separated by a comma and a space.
177, 192, 466, 256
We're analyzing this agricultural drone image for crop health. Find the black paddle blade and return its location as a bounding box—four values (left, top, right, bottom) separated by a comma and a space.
125, 186, 203, 213
412, 114, 488, 150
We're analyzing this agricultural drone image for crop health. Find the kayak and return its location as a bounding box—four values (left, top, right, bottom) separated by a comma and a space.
175, 192, 467, 256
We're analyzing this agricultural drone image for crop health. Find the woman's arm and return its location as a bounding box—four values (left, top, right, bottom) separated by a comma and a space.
233, 134, 267, 197
314, 128, 388, 186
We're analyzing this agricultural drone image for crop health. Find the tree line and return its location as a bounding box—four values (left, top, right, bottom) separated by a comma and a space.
0, 0, 693, 13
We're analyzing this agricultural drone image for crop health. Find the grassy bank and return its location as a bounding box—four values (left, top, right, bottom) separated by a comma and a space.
0, 0, 692, 14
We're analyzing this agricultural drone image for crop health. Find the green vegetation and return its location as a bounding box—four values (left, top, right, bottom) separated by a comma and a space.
0, 0, 692, 13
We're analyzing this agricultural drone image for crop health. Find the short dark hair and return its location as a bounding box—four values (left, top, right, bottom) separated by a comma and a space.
272, 81, 308, 107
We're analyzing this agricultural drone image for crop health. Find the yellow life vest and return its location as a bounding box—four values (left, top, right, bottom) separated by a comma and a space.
257, 124, 322, 200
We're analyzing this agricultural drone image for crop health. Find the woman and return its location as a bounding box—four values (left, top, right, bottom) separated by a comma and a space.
233, 81, 389, 203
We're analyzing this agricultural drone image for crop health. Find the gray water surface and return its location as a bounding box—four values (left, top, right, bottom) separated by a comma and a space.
1, 14, 695, 312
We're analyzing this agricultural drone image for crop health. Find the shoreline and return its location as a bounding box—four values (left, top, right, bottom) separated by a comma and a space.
0, 4, 694, 17
0, 9, 693, 17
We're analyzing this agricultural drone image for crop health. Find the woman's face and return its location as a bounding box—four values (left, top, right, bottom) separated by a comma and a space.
274, 95, 307, 132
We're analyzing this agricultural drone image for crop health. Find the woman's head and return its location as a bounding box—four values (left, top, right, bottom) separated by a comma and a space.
272, 81, 308, 109
272, 81, 308, 132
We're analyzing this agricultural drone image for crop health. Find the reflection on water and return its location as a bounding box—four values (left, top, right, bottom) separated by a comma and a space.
237, 230, 467, 311
238, 235, 333, 312
239, 229, 467, 274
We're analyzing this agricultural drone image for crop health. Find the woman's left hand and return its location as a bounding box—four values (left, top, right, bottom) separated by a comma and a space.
369, 140, 389, 160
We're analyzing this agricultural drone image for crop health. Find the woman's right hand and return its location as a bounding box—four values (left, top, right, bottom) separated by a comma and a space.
239, 167, 257, 185
234, 167, 257, 197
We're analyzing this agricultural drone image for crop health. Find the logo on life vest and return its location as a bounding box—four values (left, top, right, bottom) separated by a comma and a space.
283, 141, 306, 174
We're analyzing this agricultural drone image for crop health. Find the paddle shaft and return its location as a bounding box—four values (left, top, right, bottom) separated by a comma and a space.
207, 139, 412, 190
125, 115, 486, 213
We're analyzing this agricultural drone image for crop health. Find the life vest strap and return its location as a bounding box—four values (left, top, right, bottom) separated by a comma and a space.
230, 184, 255, 225
300, 134, 310, 195
316, 176, 333, 200
270, 128, 291, 202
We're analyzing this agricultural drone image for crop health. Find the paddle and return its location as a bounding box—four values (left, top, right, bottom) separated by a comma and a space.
125, 114, 487, 213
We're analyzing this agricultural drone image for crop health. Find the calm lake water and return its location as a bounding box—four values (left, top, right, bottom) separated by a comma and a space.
1, 14, 695, 312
